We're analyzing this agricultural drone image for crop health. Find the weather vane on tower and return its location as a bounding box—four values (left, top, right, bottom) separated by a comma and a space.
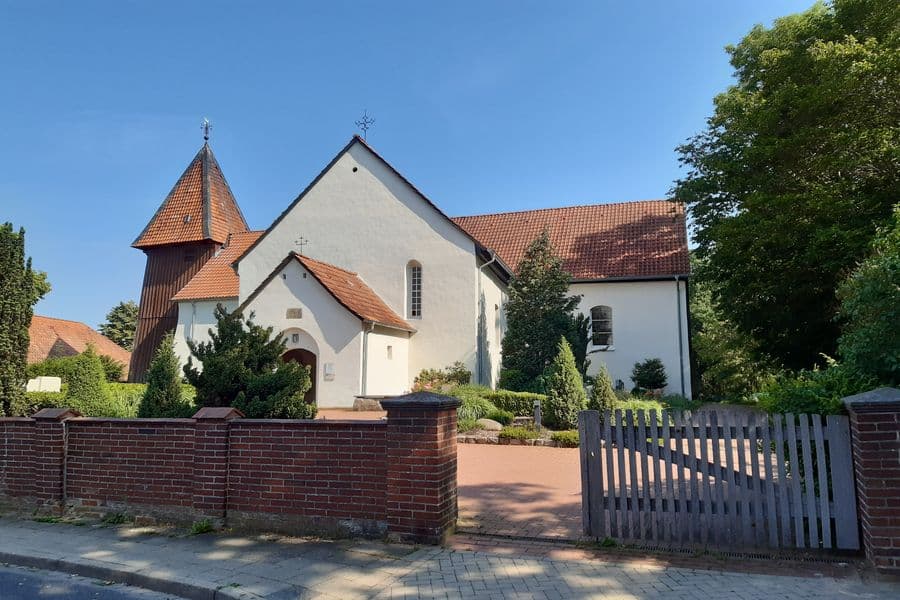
355, 111, 375, 141
201, 118, 212, 142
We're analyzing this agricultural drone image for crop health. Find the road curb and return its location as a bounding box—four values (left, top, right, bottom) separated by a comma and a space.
0, 551, 248, 599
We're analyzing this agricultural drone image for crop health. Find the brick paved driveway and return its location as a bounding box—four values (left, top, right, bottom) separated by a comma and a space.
457, 444, 583, 539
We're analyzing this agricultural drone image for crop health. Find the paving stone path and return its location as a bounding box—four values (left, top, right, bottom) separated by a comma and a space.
0, 519, 896, 599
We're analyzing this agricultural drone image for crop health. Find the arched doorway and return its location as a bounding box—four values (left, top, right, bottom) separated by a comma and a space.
282, 348, 316, 405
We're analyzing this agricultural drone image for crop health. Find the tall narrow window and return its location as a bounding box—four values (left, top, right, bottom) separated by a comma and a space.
407, 261, 422, 319
591, 305, 612, 348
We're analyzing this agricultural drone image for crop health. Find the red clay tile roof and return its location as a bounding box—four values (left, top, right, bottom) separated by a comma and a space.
28, 315, 132, 378
133, 143, 248, 249
452, 201, 690, 280
294, 254, 415, 332
172, 230, 264, 301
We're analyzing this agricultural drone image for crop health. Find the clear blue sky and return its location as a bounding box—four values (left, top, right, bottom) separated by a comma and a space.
2, 0, 812, 328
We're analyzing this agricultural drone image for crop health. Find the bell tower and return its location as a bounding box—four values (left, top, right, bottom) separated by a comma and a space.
129, 134, 247, 381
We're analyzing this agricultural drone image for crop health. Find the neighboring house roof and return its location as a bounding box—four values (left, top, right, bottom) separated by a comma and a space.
452, 200, 690, 280
241, 253, 415, 333
233, 135, 512, 278
133, 143, 249, 249
172, 230, 264, 301
28, 315, 132, 377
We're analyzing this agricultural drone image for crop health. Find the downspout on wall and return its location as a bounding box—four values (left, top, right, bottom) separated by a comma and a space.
476, 253, 498, 386
360, 321, 375, 395
675, 275, 686, 397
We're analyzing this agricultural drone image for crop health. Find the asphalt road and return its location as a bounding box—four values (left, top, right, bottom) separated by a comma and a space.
0, 564, 184, 599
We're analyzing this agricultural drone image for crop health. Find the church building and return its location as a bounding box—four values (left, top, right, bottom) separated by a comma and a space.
129, 135, 692, 406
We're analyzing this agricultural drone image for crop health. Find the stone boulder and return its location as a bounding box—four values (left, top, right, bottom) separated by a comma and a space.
475, 418, 502, 431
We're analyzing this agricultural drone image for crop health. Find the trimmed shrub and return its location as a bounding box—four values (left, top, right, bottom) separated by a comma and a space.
542, 338, 587, 430
485, 408, 514, 425
11, 390, 66, 416
661, 393, 700, 412
757, 362, 876, 416
551, 430, 580, 448
631, 358, 667, 391
484, 390, 545, 416
498, 426, 541, 440
29, 353, 124, 383
65, 346, 118, 416
587, 362, 617, 415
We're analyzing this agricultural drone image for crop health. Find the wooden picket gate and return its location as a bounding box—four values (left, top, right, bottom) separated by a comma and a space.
577, 409, 859, 551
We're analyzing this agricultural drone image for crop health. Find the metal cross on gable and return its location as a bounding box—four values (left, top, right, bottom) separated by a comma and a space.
355, 110, 375, 140
295, 236, 309, 254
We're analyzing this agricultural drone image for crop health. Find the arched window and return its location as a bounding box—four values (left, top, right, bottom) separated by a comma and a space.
591, 305, 612, 348
407, 261, 422, 319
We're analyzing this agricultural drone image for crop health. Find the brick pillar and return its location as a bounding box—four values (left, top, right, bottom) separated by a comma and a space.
382, 392, 460, 544
843, 387, 900, 575
31, 408, 81, 512
192, 407, 243, 521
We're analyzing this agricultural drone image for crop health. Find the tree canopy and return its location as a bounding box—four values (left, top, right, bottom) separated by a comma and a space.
836, 205, 900, 384
99, 300, 138, 350
673, 0, 899, 370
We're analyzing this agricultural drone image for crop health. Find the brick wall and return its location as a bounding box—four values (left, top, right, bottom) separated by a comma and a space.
844, 388, 900, 575
0, 393, 460, 544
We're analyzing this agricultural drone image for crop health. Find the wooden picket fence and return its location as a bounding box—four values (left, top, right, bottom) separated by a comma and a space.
577, 409, 859, 551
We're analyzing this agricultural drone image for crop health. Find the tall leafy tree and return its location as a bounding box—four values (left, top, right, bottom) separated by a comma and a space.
0, 223, 36, 416
99, 300, 138, 350
837, 205, 900, 384
184, 305, 315, 418
672, 0, 900, 370
499, 230, 582, 391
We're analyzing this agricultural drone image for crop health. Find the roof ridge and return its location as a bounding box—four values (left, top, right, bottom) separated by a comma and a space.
292, 252, 359, 277
32, 315, 91, 326
453, 199, 679, 220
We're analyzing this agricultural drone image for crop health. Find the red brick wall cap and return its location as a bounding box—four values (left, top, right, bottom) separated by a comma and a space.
843, 387, 900, 413
32, 407, 81, 421
192, 406, 245, 420
381, 392, 461, 410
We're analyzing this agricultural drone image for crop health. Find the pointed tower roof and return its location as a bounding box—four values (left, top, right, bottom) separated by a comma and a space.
133, 143, 248, 249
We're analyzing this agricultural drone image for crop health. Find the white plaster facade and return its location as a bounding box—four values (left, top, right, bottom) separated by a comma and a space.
236, 142, 495, 394
572, 279, 691, 398
173, 299, 237, 363
167, 137, 692, 408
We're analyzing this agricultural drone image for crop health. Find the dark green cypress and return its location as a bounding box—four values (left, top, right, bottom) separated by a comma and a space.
0, 223, 35, 416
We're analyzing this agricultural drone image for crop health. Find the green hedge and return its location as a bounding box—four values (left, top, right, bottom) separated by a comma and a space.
483, 390, 546, 416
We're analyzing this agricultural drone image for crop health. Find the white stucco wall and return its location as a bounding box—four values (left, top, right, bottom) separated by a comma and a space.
243, 259, 364, 408
571, 279, 692, 398
237, 140, 482, 386
174, 299, 237, 368
364, 327, 410, 396
477, 263, 507, 388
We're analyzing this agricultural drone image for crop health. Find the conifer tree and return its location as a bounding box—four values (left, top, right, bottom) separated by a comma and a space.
500, 230, 582, 391
588, 361, 617, 417
184, 305, 314, 418
543, 338, 587, 430
0, 223, 35, 416
139, 333, 187, 417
